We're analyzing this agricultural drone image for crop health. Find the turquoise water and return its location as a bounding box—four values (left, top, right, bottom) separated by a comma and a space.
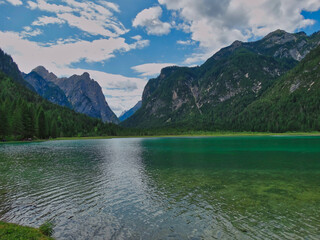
0, 136, 320, 239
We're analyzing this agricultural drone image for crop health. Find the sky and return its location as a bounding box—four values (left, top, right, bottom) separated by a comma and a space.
0, 0, 320, 116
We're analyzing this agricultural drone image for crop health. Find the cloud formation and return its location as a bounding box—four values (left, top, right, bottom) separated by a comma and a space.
32, 16, 65, 26
159, 0, 320, 64
133, 6, 171, 36
27, 0, 127, 37
0, 31, 149, 71
132, 63, 176, 77
5, 0, 22, 6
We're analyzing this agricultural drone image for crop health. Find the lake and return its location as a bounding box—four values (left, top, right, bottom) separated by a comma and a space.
0, 136, 320, 239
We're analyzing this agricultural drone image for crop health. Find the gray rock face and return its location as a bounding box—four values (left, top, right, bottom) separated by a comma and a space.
33, 67, 119, 124
24, 71, 72, 108
250, 29, 320, 61
32, 66, 58, 82
123, 29, 320, 128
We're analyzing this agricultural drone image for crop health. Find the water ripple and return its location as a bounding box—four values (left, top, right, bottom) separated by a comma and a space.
0, 138, 320, 239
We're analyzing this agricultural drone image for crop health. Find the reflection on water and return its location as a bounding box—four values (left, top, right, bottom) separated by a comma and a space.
0, 137, 320, 239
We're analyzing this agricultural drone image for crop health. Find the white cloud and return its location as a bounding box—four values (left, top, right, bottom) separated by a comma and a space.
97, 0, 120, 13
27, 0, 73, 13
177, 40, 195, 45
32, 16, 65, 26
0, 31, 149, 71
57, 13, 118, 37
21, 28, 42, 37
133, 6, 171, 36
131, 35, 142, 41
0, 30, 150, 115
132, 63, 176, 77
5, 0, 22, 6
27, 0, 127, 37
159, 0, 320, 64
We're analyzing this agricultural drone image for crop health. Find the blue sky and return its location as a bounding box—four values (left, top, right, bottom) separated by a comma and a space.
0, 0, 320, 115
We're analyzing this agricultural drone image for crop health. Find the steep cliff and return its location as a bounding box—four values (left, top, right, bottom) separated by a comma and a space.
24, 70, 72, 108
123, 30, 320, 129
32, 67, 119, 124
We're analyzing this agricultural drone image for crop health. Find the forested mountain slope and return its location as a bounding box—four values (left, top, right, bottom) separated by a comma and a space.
0, 49, 34, 90
236, 44, 320, 132
0, 52, 121, 140
123, 30, 320, 129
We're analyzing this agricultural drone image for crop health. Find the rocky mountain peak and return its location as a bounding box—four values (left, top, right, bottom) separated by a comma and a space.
160, 66, 178, 79
68, 72, 93, 83
262, 29, 297, 45
123, 29, 320, 129
33, 66, 58, 82
24, 70, 72, 108
264, 29, 287, 38
231, 40, 242, 47
81, 72, 90, 79
229, 40, 243, 51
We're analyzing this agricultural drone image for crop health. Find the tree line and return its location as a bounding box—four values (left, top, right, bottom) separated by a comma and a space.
0, 72, 125, 140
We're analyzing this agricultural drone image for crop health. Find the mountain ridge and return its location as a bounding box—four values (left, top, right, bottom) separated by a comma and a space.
0, 50, 122, 139
119, 100, 142, 122
24, 71, 72, 108
31, 66, 119, 124
123, 29, 320, 129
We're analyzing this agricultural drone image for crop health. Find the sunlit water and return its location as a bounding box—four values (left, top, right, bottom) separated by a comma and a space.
0, 136, 320, 239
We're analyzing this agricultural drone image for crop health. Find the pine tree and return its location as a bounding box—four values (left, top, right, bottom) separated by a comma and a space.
37, 108, 46, 139
50, 120, 58, 138
0, 107, 8, 138
21, 102, 34, 138
11, 105, 23, 138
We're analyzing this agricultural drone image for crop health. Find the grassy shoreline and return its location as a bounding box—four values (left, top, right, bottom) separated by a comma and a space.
1, 131, 320, 144
55, 131, 320, 141
0, 221, 54, 240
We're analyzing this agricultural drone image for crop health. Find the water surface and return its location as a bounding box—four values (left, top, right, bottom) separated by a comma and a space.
0, 136, 320, 239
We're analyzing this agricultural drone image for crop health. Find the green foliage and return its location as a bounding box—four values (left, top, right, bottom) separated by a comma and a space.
37, 108, 47, 139
235, 45, 320, 132
39, 221, 54, 237
0, 71, 130, 140
123, 32, 320, 133
0, 221, 54, 240
123, 47, 293, 129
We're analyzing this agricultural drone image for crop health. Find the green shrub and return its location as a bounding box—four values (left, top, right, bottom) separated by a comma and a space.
39, 221, 54, 237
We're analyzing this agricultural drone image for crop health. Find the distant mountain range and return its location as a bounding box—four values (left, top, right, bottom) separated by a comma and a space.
122, 29, 320, 132
0, 48, 122, 140
1, 28, 320, 134
119, 101, 142, 122
24, 66, 119, 124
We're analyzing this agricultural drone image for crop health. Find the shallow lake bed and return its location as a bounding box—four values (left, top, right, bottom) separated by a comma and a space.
0, 136, 320, 239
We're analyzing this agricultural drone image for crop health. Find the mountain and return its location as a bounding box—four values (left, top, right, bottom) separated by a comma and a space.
32, 66, 119, 124
119, 101, 142, 122
0, 49, 34, 90
0, 50, 122, 140
23, 70, 72, 108
123, 30, 320, 129
235, 44, 320, 132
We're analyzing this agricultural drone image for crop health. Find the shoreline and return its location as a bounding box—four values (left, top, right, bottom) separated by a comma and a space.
1, 132, 320, 144
54, 132, 320, 140
0, 221, 53, 240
